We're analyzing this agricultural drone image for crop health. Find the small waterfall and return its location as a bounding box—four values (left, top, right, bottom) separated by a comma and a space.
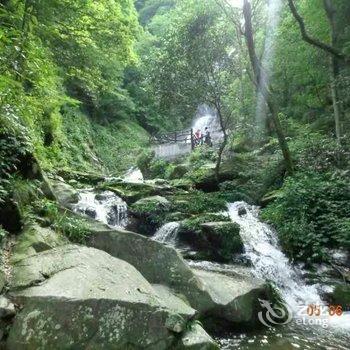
74, 190, 128, 229
227, 202, 321, 310
152, 222, 180, 245
124, 167, 144, 183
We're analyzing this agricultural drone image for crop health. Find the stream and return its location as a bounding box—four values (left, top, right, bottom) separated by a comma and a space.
73, 187, 350, 349
152, 201, 350, 349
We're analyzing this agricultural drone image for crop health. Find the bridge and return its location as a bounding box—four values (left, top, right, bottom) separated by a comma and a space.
150, 128, 222, 160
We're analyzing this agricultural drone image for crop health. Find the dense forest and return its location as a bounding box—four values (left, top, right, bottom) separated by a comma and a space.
0, 0, 349, 349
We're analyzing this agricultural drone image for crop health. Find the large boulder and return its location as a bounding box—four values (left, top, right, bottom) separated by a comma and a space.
83, 217, 273, 327
129, 196, 171, 235
50, 180, 79, 208
10, 225, 68, 263
7, 245, 198, 349
200, 222, 244, 261
85, 219, 213, 312
102, 181, 176, 205
193, 268, 270, 328
176, 323, 219, 350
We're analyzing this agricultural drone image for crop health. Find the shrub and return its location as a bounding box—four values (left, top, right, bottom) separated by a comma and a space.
37, 199, 90, 243
261, 172, 350, 263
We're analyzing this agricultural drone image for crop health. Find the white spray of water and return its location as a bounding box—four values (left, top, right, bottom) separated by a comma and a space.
152, 222, 180, 245
74, 190, 128, 229
227, 202, 321, 311
124, 167, 144, 183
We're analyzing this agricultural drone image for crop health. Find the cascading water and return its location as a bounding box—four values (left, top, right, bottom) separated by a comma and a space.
74, 190, 128, 229
152, 222, 180, 246
192, 105, 223, 144
124, 167, 144, 183
227, 201, 321, 311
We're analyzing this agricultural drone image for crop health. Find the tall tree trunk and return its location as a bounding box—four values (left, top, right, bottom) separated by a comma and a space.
215, 102, 228, 182
242, 0, 294, 174
324, 0, 342, 141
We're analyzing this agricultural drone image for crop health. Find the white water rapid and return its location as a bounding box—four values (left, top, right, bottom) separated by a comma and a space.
74, 190, 128, 229
124, 167, 144, 183
152, 222, 180, 245
227, 201, 322, 311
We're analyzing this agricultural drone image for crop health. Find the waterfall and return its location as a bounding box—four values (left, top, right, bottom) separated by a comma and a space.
124, 167, 144, 183
74, 190, 128, 229
152, 222, 180, 245
227, 202, 321, 311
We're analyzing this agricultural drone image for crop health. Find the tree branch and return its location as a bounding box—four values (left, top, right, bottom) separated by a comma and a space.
287, 0, 349, 63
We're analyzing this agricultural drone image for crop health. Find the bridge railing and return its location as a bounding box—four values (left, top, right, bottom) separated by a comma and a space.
150, 128, 195, 148
150, 128, 224, 152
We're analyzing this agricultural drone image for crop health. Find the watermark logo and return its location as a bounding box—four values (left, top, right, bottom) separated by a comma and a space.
258, 299, 293, 327
258, 300, 345, 328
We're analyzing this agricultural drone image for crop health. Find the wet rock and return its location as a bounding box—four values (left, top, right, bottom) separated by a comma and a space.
192, 269, 271, 327
238, 206, 247, 216
83, 207, 97, 219
50, 180, 79, 208
176, 323, 219, 350
133, 195, 170, 209
328, 284, 350, 308
103, 181, 178, 204
200, 222, 244, 261
130, 196, 171, 234
7, 245, 194, 349
0, 296, 15, 319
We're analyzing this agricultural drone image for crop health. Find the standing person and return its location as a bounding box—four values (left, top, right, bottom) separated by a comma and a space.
194, 129, 202, 146
204, 127, 212, 146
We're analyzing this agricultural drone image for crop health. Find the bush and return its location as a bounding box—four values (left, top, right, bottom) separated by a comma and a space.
0, 111, 31, 204
37, 199, 90, 243
261, 172, 350, 263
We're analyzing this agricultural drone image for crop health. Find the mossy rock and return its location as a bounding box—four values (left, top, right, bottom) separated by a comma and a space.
130, 196, 171, 234
330, 284, 350, 308
200, 222, 244, 261
167, 164, 190, 180
178, 213, 238, 262
170, 191, 227, 215
102, 181, 177, 205
55, 169, 105, 185
11, 225, 68, 263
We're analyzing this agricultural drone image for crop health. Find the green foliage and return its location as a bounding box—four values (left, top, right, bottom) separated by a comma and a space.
181, 213, 230, 236
0, 226, 7, 243
37, 199, 90, 244
188, 146, 217, 165
0, 112, 31, 203
171, 191, 227, 215
262, 172, 350, 263
12, 178, 40, 215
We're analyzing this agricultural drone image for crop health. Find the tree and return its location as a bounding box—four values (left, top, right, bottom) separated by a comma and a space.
142, 0, 241, 178
287, 0, 346, 141
224, 0, 294, 174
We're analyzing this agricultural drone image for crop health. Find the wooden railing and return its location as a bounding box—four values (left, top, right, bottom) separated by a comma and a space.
150, 128, 195, 149
150, 127, 223, 152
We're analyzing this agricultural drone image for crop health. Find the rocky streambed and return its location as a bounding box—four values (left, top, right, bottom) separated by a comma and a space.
0, 174, 279, 349
0, 173, 349, 349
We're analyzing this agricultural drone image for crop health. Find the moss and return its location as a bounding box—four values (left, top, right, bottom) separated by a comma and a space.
200, 222, 243, 261
170, 191, 227, 215
130, 196, 171, 228
331, 285, 350, 308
